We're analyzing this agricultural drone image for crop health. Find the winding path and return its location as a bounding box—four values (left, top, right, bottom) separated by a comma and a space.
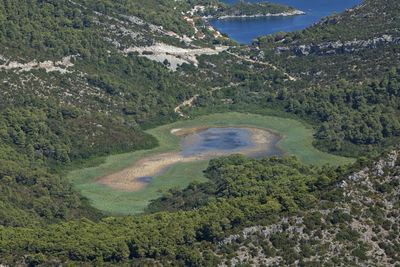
226, 51, 297, 81
174, 83, 240, 115
174, 51, 296, 116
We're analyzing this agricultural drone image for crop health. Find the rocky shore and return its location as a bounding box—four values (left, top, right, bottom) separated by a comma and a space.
203, 9, 305, 20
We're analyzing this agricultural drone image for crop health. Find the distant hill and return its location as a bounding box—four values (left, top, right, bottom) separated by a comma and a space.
197, 0, 304, 19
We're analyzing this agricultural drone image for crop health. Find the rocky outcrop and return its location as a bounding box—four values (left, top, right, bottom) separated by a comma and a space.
275, 35, 400, 56
124, 44, 228, 71
0, 55, 75, 73
217, 149, 400, 266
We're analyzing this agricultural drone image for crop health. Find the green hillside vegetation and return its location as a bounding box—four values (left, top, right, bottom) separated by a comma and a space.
77, 0, 195, 36
1, 0, 400, 265
69, 112, 353, 215
186, 0, 298, 18
206, 66, 400, 157
199, 0, 400, 157
0, 155, 349, 265
0, 94, 159, 226
0, 0, 206, 227
260, 0, 400, 44
0, 0, 194, 61
0, 0, 200, 226
3, 152, 400, 266
219, 0, 299, 17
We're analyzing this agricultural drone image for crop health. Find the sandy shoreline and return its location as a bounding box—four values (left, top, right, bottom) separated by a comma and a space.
96, 126, 282, 192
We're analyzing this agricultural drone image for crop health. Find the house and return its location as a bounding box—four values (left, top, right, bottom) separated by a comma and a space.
187, 4, 206, 16
183, 16, 194, 23
197, 33, 205, 39
194, 5, 205, 11
214, 32, 222, 38
168, 31, 177, 36
208, 26, 215, 32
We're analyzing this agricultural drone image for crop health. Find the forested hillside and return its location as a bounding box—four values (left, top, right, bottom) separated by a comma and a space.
2, 152, 400, 265
193, 0, 400, 157
1, 0, 400, 265
0, 0, 205, 226
0, 155, 357, 265
191, 0, 301, 18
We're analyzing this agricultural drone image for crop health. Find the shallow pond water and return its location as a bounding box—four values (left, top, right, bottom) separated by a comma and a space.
181, 127, 253, 156
97, 127, 283, 191
181, 127, 282, 158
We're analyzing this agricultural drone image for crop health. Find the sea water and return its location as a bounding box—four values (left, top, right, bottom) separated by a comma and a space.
209, 0, 364, 44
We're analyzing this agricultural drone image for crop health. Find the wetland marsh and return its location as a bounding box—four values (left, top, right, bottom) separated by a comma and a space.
97, 126, 283, 192
67, 112, 355, 215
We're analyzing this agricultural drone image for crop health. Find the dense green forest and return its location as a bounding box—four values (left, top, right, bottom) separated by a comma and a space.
221, 1, 299, 17
0, 0, 204, 228
256, 0, 400, 44
184, 0, 400, 157
195, 62, 400, 156
1, 0, 400, 265
2, 153, 400, 265
77, 0, 196, 36
0, 0, 197, 228
0, 155, 353, 265
0, 0, 195, 61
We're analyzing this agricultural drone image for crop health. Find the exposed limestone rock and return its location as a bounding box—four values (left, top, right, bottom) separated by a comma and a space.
124, 44, 228, 71
0, 56, 75, 73
275, 35, 400, 56
218, 149, 400, 266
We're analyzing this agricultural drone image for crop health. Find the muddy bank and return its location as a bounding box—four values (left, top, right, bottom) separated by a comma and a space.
96, 126, 282, 192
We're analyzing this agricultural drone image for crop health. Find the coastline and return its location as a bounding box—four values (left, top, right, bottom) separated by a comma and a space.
203, 10, 306, 20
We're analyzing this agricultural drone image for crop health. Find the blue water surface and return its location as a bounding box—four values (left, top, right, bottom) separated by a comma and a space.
209, 0, 364, 44
181, 128, 254, 157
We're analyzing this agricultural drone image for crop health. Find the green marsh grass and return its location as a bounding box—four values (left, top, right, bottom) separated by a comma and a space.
67, 112, 355, 215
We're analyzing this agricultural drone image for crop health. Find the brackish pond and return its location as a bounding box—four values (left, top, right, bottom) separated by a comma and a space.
70, 112, 355, 215
181, 127, 282, 158
97, 127, 283, 192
